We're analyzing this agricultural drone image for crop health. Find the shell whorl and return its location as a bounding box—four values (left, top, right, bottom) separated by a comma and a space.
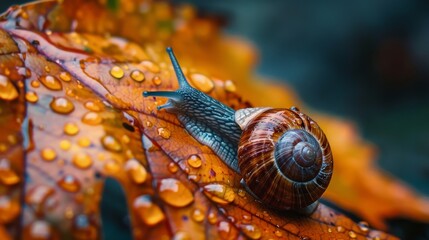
237, 108, 333, 210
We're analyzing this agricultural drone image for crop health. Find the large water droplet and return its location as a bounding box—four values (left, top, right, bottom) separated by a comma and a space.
64, 122, 79, 135
0, 74, 18, 101
190, 73, 214, 93
57, 175, 81, 192
187, 155, 202, 168
158, 178, 194, 207
81, 112, 102, 125
72, 153, 92, 169
39, 75, 62, 90
50, 97, 74, 114
157, 127, 171, 139
167, 162, 178, 173
110, 66, 124, 79
203, 183, 235, 205
25, 91, 38, 103
30, 80, 40, 88
101, 135, 122, 152
40, 148, 56, 161
133, 195, 165, 226
125, 159, 147, 184
240, 224, 262, 239
152, 76, 162, 86
130, 70, 145, 82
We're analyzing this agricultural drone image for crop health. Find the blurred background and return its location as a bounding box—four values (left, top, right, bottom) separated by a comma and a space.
1, 0, 429, 238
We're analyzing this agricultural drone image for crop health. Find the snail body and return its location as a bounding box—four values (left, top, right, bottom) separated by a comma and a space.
143, 48, 333, 214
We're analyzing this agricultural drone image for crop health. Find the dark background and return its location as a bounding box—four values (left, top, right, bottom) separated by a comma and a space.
2, 1, 429, 239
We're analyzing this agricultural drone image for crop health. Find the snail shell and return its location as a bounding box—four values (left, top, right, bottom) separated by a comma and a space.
236, 107, 333, 210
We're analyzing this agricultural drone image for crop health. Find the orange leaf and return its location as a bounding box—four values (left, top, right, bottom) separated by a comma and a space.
0, 0, 400, 239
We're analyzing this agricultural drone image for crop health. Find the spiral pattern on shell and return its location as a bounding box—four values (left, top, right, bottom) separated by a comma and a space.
237, 108, 333, 210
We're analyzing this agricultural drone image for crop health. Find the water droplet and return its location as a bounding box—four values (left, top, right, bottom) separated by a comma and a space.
104, 161, 120, 174
64, 122, 79, 135
284, 223, 300, 235
77, 138, 91, 147
167, 162, 178, 173
207, 211, 217, 224
26, 185, 57, 214
224, 80, 236, 92
157, 127, 171, 139
237, 189, 246, 197
242, 214, 252, 223
218, 221, 232, 238
18, 67, 31, 78
158, 178, 194, 207
44, 65, 51, 73
125, 159, 147, 184
57, 175, 81, 192
328, 228, 332, 233
203, 183, 235, 205
50, 97, 74, 114
358, 221, 369, 233
72, 153, 92, 169
130, 70, 145, 82
275, 230, 283, 237
188, 174, 200, 183
290, 106, 300, 112
348, 231, 357, 239
187, 155, 202, 168
40, 148, 56, 161
141, 60, 160, 73
84, 101, 102, 112
31, 80, 40, 88
25, 91, 38, 103
59, 140, 71, 150
59, 72, 71, 82
152, 76, 162, 85
81, 112, 102, 125
0, 196, 20, 223
145, 120, 153, 128
0, 159, 20, 185
240, 224, 262, 239
336, 226, 345, 233
133, 195, 165, 226
39, 75, 62, 90
101, 135, 122, 152
110, 65, 124, 79
0, 75, 18, 101
190, 73, 214, 93
191, 208, 204, 222
172, 231, 190, 240
28, 220, 52, 239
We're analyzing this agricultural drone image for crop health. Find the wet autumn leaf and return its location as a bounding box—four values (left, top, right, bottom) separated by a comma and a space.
0, 0, 410, 239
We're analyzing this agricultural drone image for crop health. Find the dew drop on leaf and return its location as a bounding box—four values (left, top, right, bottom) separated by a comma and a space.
203, 183, 235, 205
81, 112, 102, 125
0, 74, 18, 101
25, 91, 38, 103
40, 148, 57, 161
125, 159, 147, 184
63, 122, 79, 136
157, 127, 171, 139
50, 97, 75, 114
59, 140, 71, 150
190, 73, 214, 93
109, 66, 124, 79
30, 80, 40, 88
130, 70, 145, 82
167, 162, 178, 173
141, 60, 160, 73
240, 224, 262, 240
224, 80, 236, 93
59, 72, 71, 82
191, 208, 204, 223
72, 153, 92, 169
57, 175, 81, 193
133, 195, 165, 226
84, 101, 102, 112
39, 75, 62, 91
101, 135, 122, 152
187, 155, 202, 168
158, 178, 194, 207
152, 76, 162, 86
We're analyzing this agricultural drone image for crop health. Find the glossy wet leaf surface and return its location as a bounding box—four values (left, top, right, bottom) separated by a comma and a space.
0, 0, 422, 239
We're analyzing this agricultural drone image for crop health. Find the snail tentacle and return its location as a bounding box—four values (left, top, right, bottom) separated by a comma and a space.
143, 47, 242, 171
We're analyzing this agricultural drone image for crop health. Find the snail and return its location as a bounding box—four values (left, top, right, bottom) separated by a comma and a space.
143, 48, 333, 214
